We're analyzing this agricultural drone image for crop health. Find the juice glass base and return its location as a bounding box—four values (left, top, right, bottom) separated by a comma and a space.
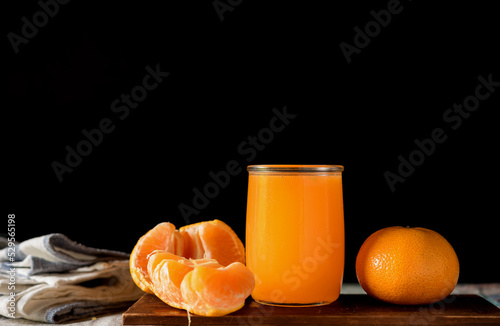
254, 299, 334, 307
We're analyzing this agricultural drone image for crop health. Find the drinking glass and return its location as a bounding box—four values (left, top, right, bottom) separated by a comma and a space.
246, 165, 344, 306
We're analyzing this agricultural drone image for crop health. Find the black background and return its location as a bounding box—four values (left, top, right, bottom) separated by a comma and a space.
4, 1, 499, 284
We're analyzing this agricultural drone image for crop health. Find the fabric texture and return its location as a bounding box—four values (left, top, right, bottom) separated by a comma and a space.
0, 234, 142, 323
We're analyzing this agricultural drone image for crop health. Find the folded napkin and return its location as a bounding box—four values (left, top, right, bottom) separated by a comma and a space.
0, 234, 143, 323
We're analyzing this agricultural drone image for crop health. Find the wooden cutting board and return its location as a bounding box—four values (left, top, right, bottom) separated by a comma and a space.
123, 293, 500, 325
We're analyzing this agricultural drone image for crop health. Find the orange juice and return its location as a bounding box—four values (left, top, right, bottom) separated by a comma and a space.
246, 165, 344, 306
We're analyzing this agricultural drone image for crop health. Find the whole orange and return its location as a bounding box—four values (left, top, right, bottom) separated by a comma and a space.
355, 226, 459, 305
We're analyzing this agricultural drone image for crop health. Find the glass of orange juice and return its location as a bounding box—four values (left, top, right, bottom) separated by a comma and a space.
246, 164, 344, 307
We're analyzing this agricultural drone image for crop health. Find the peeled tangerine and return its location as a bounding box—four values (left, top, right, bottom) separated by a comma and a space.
129, 220, 255, 316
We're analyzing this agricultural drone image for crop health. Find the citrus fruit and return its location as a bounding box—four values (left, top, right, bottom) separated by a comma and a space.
130, 222, 177, 293
129, 219, 252, 316
130, 219, 245, 293
148, 250, 254, 316
179, 219, 246, 267
355, 226, 459, 305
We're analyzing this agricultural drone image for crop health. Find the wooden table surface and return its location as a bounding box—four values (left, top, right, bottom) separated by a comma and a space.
123, 293, 500, 326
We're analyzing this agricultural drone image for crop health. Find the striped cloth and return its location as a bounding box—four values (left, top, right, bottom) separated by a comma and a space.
0, 234, 142, 323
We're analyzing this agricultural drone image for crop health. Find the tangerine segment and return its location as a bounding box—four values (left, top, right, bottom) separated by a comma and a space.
181, 262, 255, 316
130, 222, 177, 293
147, 250, 220, 310
148, 251, 254, 316
179, 219, 246, 266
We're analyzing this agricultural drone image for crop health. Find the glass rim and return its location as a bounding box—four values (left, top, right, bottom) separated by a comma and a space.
247, 164, 344, 173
